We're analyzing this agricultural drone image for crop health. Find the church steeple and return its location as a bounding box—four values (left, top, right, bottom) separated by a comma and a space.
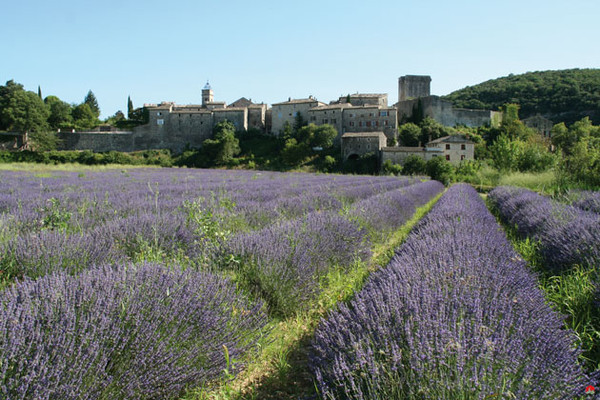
202, 81, 213, 106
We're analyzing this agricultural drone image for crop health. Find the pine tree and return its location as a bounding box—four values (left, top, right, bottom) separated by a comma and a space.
37, 85, 42, 99
84, 90, 100, 118
127, 95, 134, 119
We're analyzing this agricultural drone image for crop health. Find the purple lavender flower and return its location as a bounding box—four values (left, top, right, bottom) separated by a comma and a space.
0, 262, 268, 399
311, 184, 590, 399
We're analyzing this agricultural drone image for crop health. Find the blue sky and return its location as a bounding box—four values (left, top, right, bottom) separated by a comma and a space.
1, 0, 598, 118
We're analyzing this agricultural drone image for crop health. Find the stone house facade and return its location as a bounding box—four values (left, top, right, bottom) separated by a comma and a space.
523, 114, 553, 138
342, 132, 474, 165
341, 132, 387, 160
271, 97, 325, 135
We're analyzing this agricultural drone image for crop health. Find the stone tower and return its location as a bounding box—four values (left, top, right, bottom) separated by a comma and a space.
202, 81, 214, 106
398, 75, 431, 101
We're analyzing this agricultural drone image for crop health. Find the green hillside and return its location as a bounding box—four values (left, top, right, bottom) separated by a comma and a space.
443, 69, 600, 124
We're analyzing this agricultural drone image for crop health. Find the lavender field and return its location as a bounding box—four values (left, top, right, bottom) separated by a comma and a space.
0, 167, 446, 399
1, 169, 595, 399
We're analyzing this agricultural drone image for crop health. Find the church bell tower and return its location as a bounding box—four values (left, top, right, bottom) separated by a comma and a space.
202, 81, 214, 106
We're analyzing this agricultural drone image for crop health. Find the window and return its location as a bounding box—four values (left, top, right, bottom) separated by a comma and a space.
446, 144, 451, 150
366, 121, 371, 127
375, 121, 379, 127
157, 119, 164, 125
332, 119, 337, 124
380, 111, 388, 117
349, 121, 354, 127
461, 144, 466, 150
359, 121, 363, 127
446, 155, 450, 161
461, 155, 465, 160
384, 120, 389, 126
322, 119, 328, 124
157, 112, 162, 116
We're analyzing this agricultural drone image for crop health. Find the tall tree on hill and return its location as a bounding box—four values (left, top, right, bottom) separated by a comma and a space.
127, 95, 134, 119
84, 90, 100, 118
37, 85, 42, 99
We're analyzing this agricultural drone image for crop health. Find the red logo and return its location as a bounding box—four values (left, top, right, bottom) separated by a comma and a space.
586, 385, 596, 395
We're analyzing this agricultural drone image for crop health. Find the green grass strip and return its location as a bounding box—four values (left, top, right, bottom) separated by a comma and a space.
185, 190, 445, 400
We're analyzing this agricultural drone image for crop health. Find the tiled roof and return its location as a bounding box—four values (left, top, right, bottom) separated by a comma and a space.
427, 135, 474, 144
341, 132, 386, 138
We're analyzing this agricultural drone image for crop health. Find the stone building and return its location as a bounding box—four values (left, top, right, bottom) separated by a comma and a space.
396, 75, 501, 128
398, 75, 431, 101
523, 114, 553, 138
307, 93, 397, 143
271, 97, 325, 135
341, 131, 474, 165
336, 93, 388, 107
341, 132, 387, 160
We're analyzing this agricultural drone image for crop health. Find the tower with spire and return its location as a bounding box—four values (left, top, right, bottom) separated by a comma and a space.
202, 81, 214, 106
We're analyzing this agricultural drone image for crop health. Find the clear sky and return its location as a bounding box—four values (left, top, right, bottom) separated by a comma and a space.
1, 0, 598, 118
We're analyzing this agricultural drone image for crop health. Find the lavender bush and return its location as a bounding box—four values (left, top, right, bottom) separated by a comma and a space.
563, 189, 600, 214
229, 211, 371, 316
489, 186, 600, 271
349, 180, 444, 239
0, 262, 268, 400
311, 184, 590, 399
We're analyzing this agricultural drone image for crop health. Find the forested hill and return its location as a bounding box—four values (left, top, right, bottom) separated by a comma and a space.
442, 69, 600, 125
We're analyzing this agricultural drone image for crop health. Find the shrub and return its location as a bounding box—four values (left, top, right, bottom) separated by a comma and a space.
311, 184, 589, 399
0, 262, 267, 399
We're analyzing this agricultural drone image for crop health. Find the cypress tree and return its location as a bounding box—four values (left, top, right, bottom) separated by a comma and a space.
127, 95, 134, 119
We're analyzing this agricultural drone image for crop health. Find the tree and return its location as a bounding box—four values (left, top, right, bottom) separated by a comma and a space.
84, 90, 100, 118
426, 156, 454, 185
127, 96, 134, 119
202, 120, 240, 165
29, 130, 61, 151
45, 95, 73, 129
398, 123, 421, 146
293, 112, 306, 133
402, 154, 427, 175
37, 85, 42, 99
0, 80, 49, 132
72, 103, 97, 130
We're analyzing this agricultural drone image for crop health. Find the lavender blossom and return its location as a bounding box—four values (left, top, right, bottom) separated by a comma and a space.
311, 184, 590, 399
0, 262, 268, 400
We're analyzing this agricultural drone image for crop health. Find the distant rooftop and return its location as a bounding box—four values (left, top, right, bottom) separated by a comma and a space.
341, 132, 386, 138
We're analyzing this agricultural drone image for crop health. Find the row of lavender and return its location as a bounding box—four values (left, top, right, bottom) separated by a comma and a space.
0, 169, 420, 281
488, 186, 600, 272
310, 184, 590, 399
0, 169, 444, 399
561, 189, 600, 214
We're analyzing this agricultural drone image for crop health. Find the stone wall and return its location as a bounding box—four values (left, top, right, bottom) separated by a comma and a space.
397, 96, 499, 128
398, 75, 431, 101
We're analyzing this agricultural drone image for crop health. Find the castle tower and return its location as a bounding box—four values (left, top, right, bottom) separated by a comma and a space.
202, 81, 214, 106
398, 75, 431, 101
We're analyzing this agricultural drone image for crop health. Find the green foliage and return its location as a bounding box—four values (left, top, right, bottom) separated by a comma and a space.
0, 80, 49, 132
29, 130, 62, 152
127, 96, 134, 119
84, 90, 100, 118
72, 103, 98, 130
401, 154, 427, 175
425, 156, 454, 185
397, 122, 421, 146
443, 68, 600, 124
381, 159, 402, 175
202, 120, 241, 165
45, 95, 73, 129
559, 135, 600, 188
342, 152, 378, 175
281, 138, 310, 166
